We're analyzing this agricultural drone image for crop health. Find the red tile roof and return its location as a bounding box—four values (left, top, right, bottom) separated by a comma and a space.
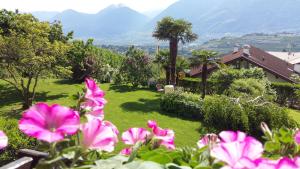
189, 46, 296, 82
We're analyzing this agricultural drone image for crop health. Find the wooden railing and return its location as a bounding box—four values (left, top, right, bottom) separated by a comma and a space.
0, 149, 48, 169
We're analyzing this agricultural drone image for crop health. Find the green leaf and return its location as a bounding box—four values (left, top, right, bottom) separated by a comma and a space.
165, 163, 192, 169
264, 141, 281, 152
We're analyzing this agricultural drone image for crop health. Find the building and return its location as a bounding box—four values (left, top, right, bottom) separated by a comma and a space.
189, 45, 300, 83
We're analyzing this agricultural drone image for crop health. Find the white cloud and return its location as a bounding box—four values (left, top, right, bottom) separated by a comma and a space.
0, 0, 178, 14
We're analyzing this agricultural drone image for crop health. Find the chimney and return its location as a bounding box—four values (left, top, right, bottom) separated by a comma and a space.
243, 44, 251, 56
233, 44, 240, 53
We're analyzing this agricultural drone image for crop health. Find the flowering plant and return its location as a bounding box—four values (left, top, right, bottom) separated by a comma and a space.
0, 77, 299, 169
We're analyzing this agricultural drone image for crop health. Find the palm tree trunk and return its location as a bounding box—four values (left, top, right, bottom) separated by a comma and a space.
169, 39, 178, 86
201, 64, 208, 99
164, 66, 170, 85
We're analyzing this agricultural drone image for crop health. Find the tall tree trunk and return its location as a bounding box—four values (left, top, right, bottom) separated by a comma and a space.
201, 64, 208, 99
164, 65, 170, 85
169, 39, 178, 86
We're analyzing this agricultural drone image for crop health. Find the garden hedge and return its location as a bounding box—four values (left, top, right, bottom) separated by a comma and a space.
0, 118, 38, 165
160, 91, 203, 119
271, 82, 300, 108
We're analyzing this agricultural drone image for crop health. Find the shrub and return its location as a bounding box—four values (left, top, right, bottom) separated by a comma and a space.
202, 95, 249, 132
244, 103, 298, 138
178, 77, 201, 93
160, 91, 203, 119
202, 95, 297, 138
226, 78, 276, 101
271, 82, 300, 108
209, 67, 265, 94
0, 118, 38, 165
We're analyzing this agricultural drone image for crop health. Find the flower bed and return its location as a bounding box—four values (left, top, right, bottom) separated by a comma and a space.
0, 78, 299, 169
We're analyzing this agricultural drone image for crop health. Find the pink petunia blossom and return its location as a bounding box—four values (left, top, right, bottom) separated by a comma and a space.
81, 119, 118, 152
295, 130, 300, 145
147, 120, 175, 150
255, 157, 300, 169
120, 147, 132, 156
85, 78, 105, 99
85, 107, 104, 121
0, 131, 8, 149
122, 128, 150, 145
81, 78, 107, 120
197, 133, 219, 149
211, 131, 263, 169
19, 103, 80, 143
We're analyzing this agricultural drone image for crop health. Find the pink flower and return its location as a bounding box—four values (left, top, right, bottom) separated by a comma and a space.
85, 78, 105, 99
85, 107, 104, 121
103, 120, 119, 143
275, 157, 300, 169
295, 130, 300, 145
147, 120, 175, 150
256, 157, 300, 169
81, 119, 118, 152
122, 128, 150, 145
120, 147, 132, 156
81, 78, 107, 120
19, 103, 80, 143
197, 133, 219, 149
0, 131, 8, 149
211, 131, 263, 169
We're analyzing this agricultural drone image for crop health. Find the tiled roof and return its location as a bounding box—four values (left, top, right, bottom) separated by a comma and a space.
189, 46, 296, 82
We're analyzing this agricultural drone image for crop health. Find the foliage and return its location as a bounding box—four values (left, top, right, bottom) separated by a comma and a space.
0, 10, 71, 109
202, 95, 297, 137
263, 127, 300, 158
0, 118, 37, 165
208, 67, 266, 94
190, 50, 219, 98
203, 95, 249, 132
120, 46, 153, 87
226, 78, 276, 101
160, 91, 203, 119
153, 16, 197, 85
67, 39, 123, 83
271, 82, 300, 108
243, 102, 298, 138
178, 78, 201, 93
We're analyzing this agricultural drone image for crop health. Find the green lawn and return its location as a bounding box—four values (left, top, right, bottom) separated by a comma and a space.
288, 108, 300, 123
0, 79, 202, 151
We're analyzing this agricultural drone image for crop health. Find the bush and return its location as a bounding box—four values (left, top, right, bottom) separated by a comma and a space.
160, 91, 203, 119
244, 103, 298, 138
271, 82, 300, 108
202, 95, 249, 132
178, 77, 201, 93
202, 95, 298, 138
0, 118, 38, 165
209, 67, 265, 94
226, 78, 276, 101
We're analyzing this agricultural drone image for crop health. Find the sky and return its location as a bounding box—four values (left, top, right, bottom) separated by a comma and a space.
0, 0, 178, 14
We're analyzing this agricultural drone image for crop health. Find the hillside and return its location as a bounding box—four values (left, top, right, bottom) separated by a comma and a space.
199, 33, 300, 54
32, 0, 300, 45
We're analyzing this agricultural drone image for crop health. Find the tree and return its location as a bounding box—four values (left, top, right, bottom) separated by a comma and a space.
0, 11, 71, 109
120, 46, 153, 87
153, 17, 197, 85
190, 50, 219, 98
154, 49, 170, 84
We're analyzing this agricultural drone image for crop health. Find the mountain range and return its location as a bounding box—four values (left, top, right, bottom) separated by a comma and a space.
32, 0, 300, 45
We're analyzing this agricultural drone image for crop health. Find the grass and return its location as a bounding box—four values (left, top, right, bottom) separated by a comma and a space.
0, 79, 202, 151
288, 108, 300, 123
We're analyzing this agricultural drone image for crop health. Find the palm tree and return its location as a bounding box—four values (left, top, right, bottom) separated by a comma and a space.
190, 50, 219, 99
153, 17, 197, 85
154, 49, 170, 84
